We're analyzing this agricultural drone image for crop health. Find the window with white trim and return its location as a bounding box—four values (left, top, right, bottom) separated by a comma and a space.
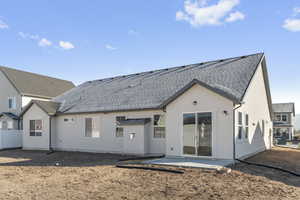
30, 120, 42, 136
85, 118, 100, 138
153, 114, 165, 138
115, 116, 125, 137
245, 114, 249, 139
238, 112, 242, 140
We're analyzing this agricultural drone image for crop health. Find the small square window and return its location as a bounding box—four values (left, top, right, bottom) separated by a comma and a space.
29, 120, 43, 136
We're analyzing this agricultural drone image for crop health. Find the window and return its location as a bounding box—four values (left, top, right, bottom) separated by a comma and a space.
245, 114, 249, 139
115, 116, 125, 137
237, 112, 243, 140
7, 121, 13, 130
29, 120, 42, 136
85, 118, 99, 138
8, 97, 16, 109
153, 114, 166, 138
282, 115, 287, 122
116, 127, 124, 137
238, 112, 242, 125
275, 114, 288, 122
275, 115, 281, 121
238, 127, 242, 139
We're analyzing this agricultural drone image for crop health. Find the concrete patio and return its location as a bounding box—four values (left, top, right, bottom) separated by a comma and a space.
143, 157, 234, 170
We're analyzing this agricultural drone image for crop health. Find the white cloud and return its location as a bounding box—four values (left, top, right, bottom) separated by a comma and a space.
128, 29, 139, 36
176, 0, 244, 27
18, 32, 39, 40
59, 41, 75, 50
225, 11, 245, 22
283, 19, 300, 32
293, 7, 300, 16
38, 38, 52, 47
105, 44, 117, 50
0, 19, 8, 29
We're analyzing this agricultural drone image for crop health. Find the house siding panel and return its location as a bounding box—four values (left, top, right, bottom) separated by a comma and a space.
235, 63, 273, 159
165, 84, 234, 160
52, 110, 166, 154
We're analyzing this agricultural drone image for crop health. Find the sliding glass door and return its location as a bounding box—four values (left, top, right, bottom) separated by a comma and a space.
183, 112, 212, 156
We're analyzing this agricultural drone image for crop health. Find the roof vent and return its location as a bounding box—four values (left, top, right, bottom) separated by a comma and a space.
241, 56, 247, 59
219, 59, 224, 62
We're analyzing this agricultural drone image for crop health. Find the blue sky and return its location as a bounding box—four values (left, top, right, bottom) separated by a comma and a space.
0, 0, 300, 113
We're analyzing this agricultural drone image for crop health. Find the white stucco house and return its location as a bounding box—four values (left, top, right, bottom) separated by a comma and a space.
0, 66, 75, 131
20, 53, 273, 160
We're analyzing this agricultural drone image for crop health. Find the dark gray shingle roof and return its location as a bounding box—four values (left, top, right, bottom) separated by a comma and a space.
54, 53, 264, 114
272, 103, 295, 114
0, 66, 75, 98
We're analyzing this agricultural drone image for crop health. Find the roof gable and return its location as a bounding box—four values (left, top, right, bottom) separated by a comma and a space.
20, 100, 60, 117
54, 53, 265, 114
0, 66, 75, 98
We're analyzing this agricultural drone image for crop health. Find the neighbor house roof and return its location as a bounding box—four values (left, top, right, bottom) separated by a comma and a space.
272, 103, 295, 115
20, 100, 61, 116
0, 112, 19, 120
0, 66, 75, 98
53, 53, 267, 114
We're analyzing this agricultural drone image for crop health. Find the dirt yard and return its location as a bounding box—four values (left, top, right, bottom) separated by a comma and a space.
0, 147, 299, 200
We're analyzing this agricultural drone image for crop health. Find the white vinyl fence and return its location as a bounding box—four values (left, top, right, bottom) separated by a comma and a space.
0, 130, 22, 150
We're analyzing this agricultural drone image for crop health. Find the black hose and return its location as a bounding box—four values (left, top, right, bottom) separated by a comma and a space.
236, 159, 300, 177
116, 164, 184, 174
118, 155, 165, 162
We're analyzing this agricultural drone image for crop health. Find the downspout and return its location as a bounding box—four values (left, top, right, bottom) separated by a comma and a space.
233, 103, 243, 160
47, 116, 54, 154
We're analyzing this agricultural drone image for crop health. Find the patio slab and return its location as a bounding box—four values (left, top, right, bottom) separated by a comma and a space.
143, 157, 234, 170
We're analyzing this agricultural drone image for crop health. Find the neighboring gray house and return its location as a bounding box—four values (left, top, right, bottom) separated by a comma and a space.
21, 53, 273, 160
0, 66, 75, 130
272, 103, 295, 140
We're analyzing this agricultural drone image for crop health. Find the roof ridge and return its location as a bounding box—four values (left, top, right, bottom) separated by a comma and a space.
83, 52, 264, 84
0, 65, 74, 84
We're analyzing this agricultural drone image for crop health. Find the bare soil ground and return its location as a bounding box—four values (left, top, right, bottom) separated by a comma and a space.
0, 147, 299, 200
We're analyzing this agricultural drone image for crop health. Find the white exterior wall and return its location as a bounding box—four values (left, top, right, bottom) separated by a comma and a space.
52, 110, 165, 154
23, 104, 50, 150
235, 63, 272, 159
122, 125, 146, 154
165, 84, 234, 160
0, 71, 22, 115
22, 96, 51, 108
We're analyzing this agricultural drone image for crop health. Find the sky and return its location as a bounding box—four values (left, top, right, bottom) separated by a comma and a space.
0, 0, 300, 113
